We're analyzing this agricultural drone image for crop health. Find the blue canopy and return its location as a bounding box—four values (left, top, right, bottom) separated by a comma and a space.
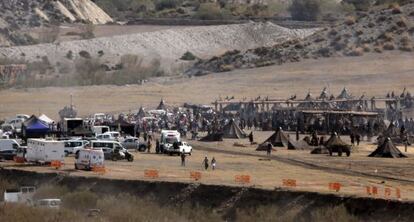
23, 115, 50, 134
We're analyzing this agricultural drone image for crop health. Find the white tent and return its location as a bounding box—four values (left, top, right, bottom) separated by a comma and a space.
39, 114, 54, 124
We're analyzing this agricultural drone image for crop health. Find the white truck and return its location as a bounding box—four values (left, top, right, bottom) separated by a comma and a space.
64, 140, 88, 156
0, 139, 20, 151
4, 186, 36, 204
160, 130, 192, 155
26, 139, 65, 164
92, 125, 110, 136
74, 148, 104, 170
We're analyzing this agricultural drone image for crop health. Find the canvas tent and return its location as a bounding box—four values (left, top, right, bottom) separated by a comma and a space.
137, 107, 146, 118
383, 122, 400, 137
368, 138, 407, 158
222, 119, 246, 139
325, 133, 351, 150
22, 115, 50, 138
257, 128, 289, 150
287, 139, 312, 150
337, 87, 352, 99
38, 114, 54, 124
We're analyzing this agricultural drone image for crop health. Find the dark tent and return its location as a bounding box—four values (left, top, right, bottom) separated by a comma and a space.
368, 138, 407, 158
222, 119, 246, 139
157, 99, 167, 110
109, 118, 135, 136
337, 87, 353, 99
257, 128, 289, 150
22, 115, 50, 138
383, 122, 400, 137
137, 107, 146, 118
199, 133, 223, 142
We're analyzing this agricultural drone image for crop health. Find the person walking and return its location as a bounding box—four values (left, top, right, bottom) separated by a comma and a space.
267, 142, 272, 156
155, 139, 160, 154
181, 152, 186, 167
248, 132, 254, 145
355, 134, 361, 146
211, 157, 216, 170
147, 139, 152, 153
203, 156, 209, 170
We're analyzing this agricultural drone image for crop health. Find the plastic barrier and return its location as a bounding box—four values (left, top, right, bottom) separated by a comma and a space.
282, 179, 297, 187
50, 161, 62, 169
328, 182, 342, 192
144, 169, 159, 179
190, 171, 202, 181
92, 166, 106, 174
13, 156, 25, 163
235, 175, 251, 185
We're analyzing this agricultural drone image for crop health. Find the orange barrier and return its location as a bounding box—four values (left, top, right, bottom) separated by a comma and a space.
282, 179, 297, 187
235, 175, 251, 184
328, 182, 342, 192
50, 161, 62, 169
190, 171, 202, 181
366, 186, 379, 196
92, 166, 106, 173
396, 188, 401, 199
13, 156, 25, 163
144, 169, 159, 179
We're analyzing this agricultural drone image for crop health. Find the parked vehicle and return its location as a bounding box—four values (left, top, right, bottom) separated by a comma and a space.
36, 199, 61, 209
96, 131, 120, 141
26, 139, 65, 164
90, 140, 133, 161
75, 148, 104, 170
122, 137, 146, 151
92, 125, 109, 136
160, 130, 180, 154
4, 186, 36, 204
0, 139, 20, 160
64, 140, 88, 156
0, 149, 17, 160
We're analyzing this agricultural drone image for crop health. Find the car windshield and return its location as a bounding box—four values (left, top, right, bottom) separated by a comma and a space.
166, 137, 179, 144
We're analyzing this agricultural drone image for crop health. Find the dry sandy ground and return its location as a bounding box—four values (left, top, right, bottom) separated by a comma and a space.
1, 132, 413, 201
1, 52, 414, 120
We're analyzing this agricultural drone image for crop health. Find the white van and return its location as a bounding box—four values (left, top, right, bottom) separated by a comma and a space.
90, 140, 133, 161
0, 139, 20, 151
96, 131, 120, 141
64, 140, 88, 155
26, 139, 65, 164
75, 148, 104, 170
160, 130, 180, 154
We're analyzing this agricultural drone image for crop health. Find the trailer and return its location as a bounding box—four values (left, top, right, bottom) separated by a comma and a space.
26, 139, 65, 164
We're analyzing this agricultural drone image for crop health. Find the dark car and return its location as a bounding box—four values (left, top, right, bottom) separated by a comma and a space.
0, 149, 17, 161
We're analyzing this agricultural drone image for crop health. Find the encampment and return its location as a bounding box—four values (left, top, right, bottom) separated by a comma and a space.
257, 128, 289, 151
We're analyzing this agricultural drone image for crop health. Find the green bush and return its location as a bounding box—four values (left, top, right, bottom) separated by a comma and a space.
180, 51, 196, 60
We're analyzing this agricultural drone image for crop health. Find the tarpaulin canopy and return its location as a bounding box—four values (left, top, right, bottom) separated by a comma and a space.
22, 115, 50, 137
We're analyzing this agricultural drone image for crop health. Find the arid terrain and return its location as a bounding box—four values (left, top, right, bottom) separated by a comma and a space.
1, 51, 413, 120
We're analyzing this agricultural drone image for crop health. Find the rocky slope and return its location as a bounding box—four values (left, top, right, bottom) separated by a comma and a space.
189, 3, 414, 74
0, 22, 316, 71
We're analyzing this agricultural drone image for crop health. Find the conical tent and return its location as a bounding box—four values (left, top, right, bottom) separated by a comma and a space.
38, 114, 54, 124
257, 129, 289, 150
368, 138, 407, 158
305, 92, 314, 101
222, 119, 246, 139
319, 87, 329, 99
383, 122, 400, 137
288, 139, 311, 150
137, 107, 146, 118
337, 87, 352, 99
157, 99, 167, 110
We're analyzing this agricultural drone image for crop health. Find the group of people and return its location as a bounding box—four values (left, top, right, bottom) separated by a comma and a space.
180, 154, 217, 171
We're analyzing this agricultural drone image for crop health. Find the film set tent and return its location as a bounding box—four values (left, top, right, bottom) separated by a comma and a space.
199, 132, 224, 142
222, 119, 246, 139
368, 138, 407, 158
21, 115, 50, 138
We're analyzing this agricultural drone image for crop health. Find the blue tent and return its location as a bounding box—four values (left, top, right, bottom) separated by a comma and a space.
22, 115, 50, 137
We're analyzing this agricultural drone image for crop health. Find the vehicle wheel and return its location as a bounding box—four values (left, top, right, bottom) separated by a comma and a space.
329, 150, 333, 156
346, 151, 351, 157
64, 151, 69, 157
189, 152, 192, 156
169, 152, 172, 156
338, 150, 343, 157
127, 156, 134, 162
112, 156, 117, 161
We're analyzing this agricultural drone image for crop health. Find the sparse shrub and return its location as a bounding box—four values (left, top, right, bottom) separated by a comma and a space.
362, 43, 371, 52
396, 16, 409, 27
66, 50, 73, 60
374, 46, 384, 53
219, 64, 234, 72
180, 51, 196, 60
155, 0, 180, 11
195, 3, 230, 20
79, 50, 91, 59
345, 16, 356, 25
383, 42, 396, 50
62, 191, 98, 211
379, 32, 394, 41
98, 50, 105, 57
348, 47, 364, 56
390, 3, 402, 14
